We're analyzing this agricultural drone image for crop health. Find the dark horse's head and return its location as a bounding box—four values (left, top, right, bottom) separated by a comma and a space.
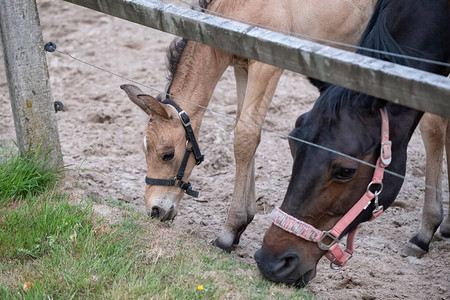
255, 0, 450, 287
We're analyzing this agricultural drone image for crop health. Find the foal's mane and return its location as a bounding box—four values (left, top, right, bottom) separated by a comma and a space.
314, 0, 410, 116
158, 0, 213, 100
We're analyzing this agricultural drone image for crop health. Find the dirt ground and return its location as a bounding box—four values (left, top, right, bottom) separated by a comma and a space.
1, 1, 449, 299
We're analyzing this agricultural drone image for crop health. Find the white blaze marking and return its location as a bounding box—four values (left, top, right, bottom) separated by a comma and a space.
143, 135, 147, 151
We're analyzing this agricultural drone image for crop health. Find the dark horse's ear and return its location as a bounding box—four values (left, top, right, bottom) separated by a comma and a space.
354, 93, 387, 113
371, 98, 387, 112
308, 77, 331, 93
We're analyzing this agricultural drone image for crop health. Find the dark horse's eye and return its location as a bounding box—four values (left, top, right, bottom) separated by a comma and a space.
162, 152, 175, 161
332, 167, 357, 181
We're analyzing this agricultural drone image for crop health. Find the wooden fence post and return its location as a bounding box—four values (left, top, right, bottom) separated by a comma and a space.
0, 0, 63, 166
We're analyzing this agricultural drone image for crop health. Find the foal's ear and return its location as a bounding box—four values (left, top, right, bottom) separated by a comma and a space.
120, 84, 170, 119
136, 94, 170, 119
308, 77, 331, 93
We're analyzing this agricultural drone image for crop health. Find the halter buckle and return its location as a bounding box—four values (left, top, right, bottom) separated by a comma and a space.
318, 231, 339, 251
178, 111, 191, 127
175, 178, 190, 190
381, 141, 392, 166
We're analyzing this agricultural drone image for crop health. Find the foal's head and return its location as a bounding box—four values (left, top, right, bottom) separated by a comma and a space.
121, 84, 197, 220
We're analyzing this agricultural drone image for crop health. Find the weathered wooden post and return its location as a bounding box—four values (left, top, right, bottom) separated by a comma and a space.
0, 0, 63, 166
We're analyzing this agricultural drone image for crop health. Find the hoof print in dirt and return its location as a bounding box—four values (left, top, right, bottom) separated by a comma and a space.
89, 112, 114, 124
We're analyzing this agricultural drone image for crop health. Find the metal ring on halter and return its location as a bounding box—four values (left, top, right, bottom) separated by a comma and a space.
331, 262, 341, 270
329, 252, 353, 270
366, 181, 383, 195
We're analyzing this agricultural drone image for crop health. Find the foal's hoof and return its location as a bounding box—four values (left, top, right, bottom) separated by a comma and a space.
400, 242, 427, 258
213, 236, 233, 253
433, 227, 450, 241
433, 231, 444, 241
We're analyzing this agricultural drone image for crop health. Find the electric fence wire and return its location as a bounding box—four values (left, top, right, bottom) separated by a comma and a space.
51, 47, 443, 196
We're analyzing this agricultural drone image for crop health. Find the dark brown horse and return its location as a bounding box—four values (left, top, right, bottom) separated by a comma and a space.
255, 0, 450, 287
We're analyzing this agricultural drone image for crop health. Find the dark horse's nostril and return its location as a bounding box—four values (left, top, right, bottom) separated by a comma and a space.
283, 255, 297, 268
277, 253, 301, 277
254, 248, 301, 284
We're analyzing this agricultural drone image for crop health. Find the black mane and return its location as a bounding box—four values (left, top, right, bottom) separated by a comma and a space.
159, 0, 213, 100
311, 0, 450, 117
312, 0, 406, 116
355, 0, 409, 66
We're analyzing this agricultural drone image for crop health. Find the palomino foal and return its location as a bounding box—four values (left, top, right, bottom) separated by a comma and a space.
122, 0, 377, 252
402, 110, 450, 257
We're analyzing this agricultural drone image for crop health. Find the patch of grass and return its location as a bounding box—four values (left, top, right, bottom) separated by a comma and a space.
0, 144, 61, 204
0, 192, 140, 298
0, 192, 93, 260
0, 193, 314, 299
0, 145, 314, 299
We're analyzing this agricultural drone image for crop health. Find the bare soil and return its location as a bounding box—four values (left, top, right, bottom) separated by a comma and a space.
0, 1, 448, 299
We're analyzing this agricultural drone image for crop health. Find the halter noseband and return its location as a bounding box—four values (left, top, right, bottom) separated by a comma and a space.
144, 97, 204, 197
270, 107, 391, 269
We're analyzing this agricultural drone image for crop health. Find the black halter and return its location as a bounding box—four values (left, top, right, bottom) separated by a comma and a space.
144, 97, 204, 197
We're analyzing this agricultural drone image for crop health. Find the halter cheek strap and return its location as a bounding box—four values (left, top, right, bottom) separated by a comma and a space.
144, 97, 204, 198
271, 107, 391, 268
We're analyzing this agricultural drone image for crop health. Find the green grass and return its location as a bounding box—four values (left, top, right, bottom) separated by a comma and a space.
0, 144, 60, 204
0, 146, 314, 299
0, 193, 93, 260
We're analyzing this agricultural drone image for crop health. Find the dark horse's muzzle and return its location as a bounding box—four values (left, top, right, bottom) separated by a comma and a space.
254, 225, 318, 288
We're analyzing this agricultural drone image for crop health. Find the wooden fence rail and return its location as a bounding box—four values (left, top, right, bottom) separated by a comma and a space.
62, 0, 450, 118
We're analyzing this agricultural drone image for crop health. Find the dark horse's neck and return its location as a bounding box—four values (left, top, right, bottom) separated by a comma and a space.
358, 0, 450, 75
377, 103, 422, 210
350, 0, 450, 226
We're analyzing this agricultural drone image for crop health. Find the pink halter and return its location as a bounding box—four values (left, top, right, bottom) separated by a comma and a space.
270, 107, 391, 268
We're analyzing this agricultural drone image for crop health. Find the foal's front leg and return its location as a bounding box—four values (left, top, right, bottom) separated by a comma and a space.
214, 62, 283, 253
436, 118, 450, 239
401, 113, 447, 257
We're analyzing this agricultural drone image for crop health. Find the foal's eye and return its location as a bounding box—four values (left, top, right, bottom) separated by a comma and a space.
162, 152, 175, 161
332, 167, 357, 181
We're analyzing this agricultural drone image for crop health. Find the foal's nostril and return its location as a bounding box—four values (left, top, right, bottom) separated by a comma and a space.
150, 205, 176, 221
151, 206, 161, 219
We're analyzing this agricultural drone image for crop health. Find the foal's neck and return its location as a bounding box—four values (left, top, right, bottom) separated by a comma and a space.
168, 41, 231, 132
